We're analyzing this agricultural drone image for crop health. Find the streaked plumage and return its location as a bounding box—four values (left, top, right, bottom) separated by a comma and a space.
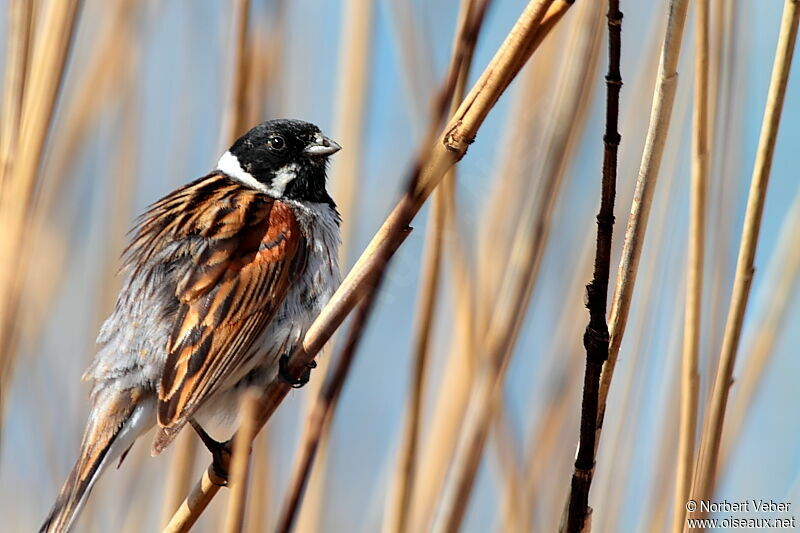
40, 119, 341, 532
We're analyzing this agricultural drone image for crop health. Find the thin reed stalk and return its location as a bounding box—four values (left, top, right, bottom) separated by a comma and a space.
220, 0, 252, 146
672, 0, 709, 530
599, 0, 689, 429
330, 0, 374, 262
431, 6, 603, 531
223, 390, 260, 533
0, 0, 83, 436
294, 3, 375, 529
274, 279, 384, 533
688, 0, 799, 515
718, 187, 800, 471
161, 1, 572, 528
563, 1, 622, 530
244, 433, 272, 533
410, 3, 578, 530
0, 0, 33, 190
383, 2, 487, 532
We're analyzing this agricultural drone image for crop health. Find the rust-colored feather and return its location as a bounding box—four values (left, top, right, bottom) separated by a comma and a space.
123, 172, 305, 453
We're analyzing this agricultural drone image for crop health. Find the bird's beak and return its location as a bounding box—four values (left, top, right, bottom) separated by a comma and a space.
304, 133, 341, 156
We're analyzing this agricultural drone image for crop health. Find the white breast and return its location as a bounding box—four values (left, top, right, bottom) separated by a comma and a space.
257, 200, 341, 371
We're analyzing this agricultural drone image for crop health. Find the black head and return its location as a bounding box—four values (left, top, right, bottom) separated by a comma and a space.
217, 119, 341, 205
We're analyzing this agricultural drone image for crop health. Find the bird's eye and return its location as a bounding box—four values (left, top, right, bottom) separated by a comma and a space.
267, 135, 285, 151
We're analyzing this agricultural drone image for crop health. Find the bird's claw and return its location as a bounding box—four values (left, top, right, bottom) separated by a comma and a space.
190, 420, 231, 486
279, 354, 316, 388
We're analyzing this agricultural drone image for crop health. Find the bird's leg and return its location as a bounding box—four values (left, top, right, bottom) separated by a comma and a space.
278, 353, 317, 388
190, 419, 231, 486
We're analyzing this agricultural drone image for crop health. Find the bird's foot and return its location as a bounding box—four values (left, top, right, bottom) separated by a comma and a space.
278, 354, 317, 388
190, 420, 231, 486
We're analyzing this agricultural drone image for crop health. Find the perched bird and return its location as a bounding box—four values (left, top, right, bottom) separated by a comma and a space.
39, 119, 342, 533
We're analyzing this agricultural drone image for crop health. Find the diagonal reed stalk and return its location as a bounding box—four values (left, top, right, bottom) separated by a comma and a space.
430, 3, 602, 532
672, 0, 709, 530
161, 1, 572, 529
688, 0, 799, 518
382, 2, 490, 532
409, 4, 577, 530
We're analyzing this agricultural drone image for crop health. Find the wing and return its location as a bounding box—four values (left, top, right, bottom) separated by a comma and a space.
123, 173, 307, 452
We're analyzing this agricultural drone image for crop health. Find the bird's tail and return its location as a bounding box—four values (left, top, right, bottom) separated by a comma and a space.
39, 388, 153, 533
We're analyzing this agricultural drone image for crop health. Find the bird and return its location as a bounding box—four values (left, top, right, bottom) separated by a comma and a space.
39, 119, 342, 533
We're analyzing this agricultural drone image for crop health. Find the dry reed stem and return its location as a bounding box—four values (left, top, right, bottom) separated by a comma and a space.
388, 0, 437, 127
161, 1, 570, 529
0, 0, 33, 190
689, 0, 799, 513
704, 0, 742, 382
293, 4, 376, 529
0, 0, 83, 434
162, 467, 225, 533
407, 191, 476, 533
223, 390, 260, 533
492, 405, 526, 532
563, 0, 621, 529
597, 0, 690, 445
476, 0, 573, 336
274, 278, 385, 533
330, 0, 374, 263
718, 187, 800, 471
244, 433, 272, 533
383, 188, 447, 533
432, 10, 604, 531
220, 0, 252, 147
410, 4, 576, 529
383, 1, 485, 532
672, 0, 709, 530
160, 432, 199, 529
595, 60, 693, 530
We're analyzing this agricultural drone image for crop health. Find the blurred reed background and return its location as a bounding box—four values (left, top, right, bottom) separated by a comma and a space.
1, 0, 800, 532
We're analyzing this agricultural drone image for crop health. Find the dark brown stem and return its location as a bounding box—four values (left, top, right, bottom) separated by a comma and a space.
565, 2, 622, 532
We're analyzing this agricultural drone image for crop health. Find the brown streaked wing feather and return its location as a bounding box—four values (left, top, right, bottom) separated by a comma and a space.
123, 173, 304, 451
159, 196, 302, 429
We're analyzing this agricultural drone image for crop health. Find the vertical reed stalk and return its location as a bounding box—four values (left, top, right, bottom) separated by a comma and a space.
274, 281, 384, 533
223, 390, 260, 533
563, 1, 622, 530
294, 3, 375, 529
0, 0, 33, 189
383, 2, 486, 532
0, 0, 83, 435
596, 0, 689, 448
330, 0, 374, 262
672, 0, 708, 530
688, 0, 799, 515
